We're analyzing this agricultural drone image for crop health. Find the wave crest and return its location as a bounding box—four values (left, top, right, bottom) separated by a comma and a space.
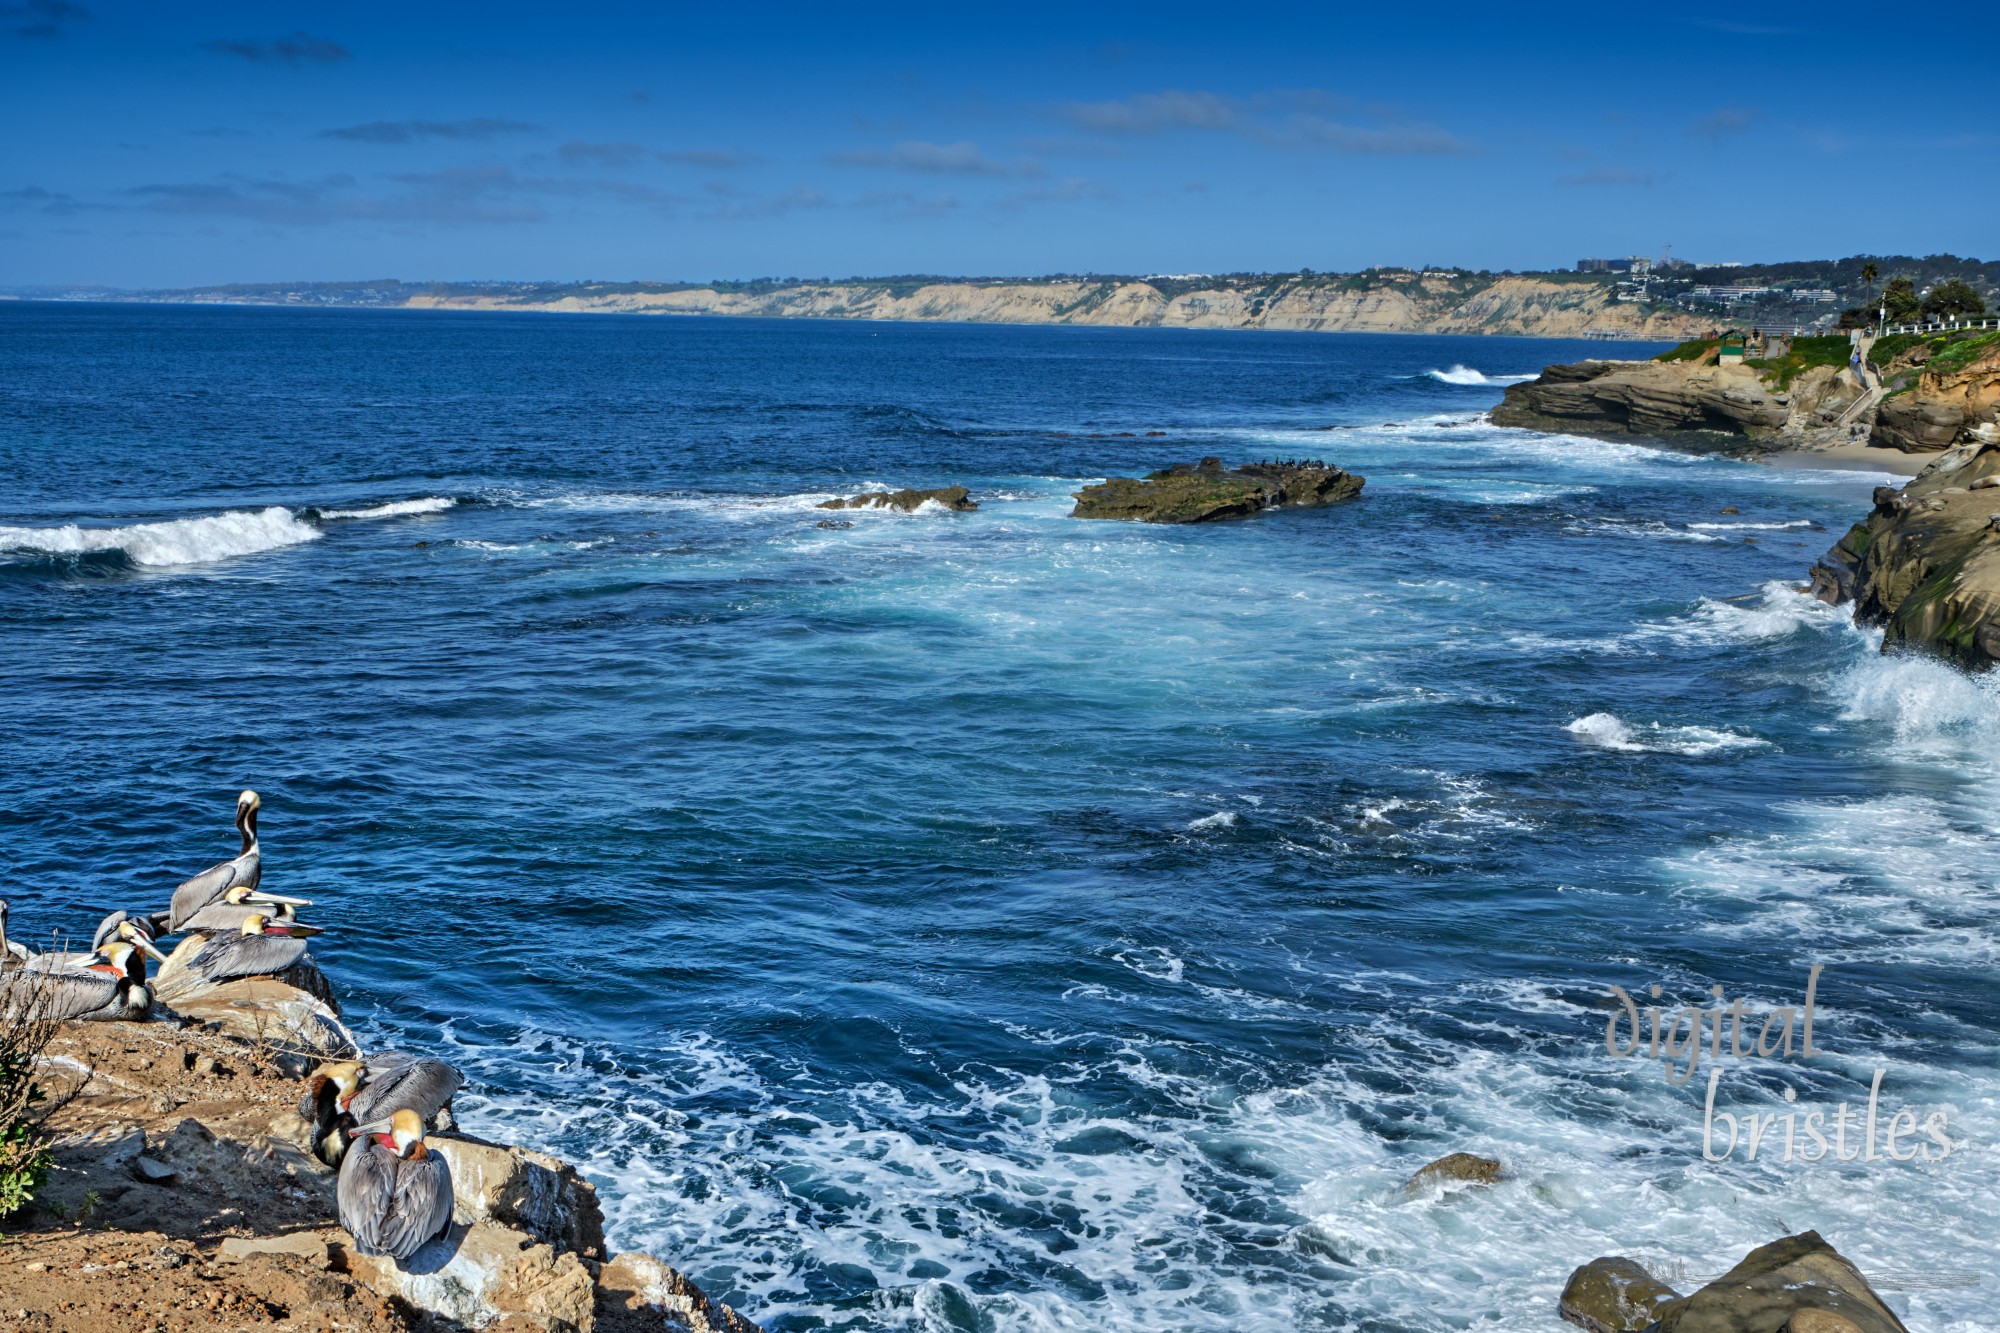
316, 496, 457, 521
1566, 712, 1767, 756
0, 506, 321, 567
1426, 365, 1537, 387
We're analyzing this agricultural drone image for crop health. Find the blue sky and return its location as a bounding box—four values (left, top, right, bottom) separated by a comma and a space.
3, 1, 1994, 286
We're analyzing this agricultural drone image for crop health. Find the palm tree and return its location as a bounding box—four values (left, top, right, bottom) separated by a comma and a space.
1861, 262, 1878, 304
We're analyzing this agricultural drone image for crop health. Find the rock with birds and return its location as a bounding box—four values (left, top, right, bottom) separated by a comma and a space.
301, 1053, 465, 1166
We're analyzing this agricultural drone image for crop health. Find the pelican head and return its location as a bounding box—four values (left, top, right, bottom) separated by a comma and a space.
117, 919, 170, 963
90, 939, 139, 977
309, 1060, 367, 1107
353, 1107, 428, 1159
239, 913, 324, 938
236, 790, 261, 849
226, 884, 311, 911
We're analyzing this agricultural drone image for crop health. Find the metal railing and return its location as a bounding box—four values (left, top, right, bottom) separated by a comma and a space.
1875, 315, 2000, 337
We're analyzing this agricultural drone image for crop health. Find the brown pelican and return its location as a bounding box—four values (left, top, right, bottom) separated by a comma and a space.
167, 790, 262, 932
337, 1108, 454, 1262
92, 908, 170, 951
0, 940, 153, 1022
179, 912, 323, 987
0, 900, 32, 966
29, 916, 169, 973
178, 884, 312, 936
300, 1053, 465, 1166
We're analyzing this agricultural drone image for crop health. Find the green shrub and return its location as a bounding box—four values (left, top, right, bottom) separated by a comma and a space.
1747, 335, 1855, 390
0, 977, 71, 1219
1656, 338, 1715, 363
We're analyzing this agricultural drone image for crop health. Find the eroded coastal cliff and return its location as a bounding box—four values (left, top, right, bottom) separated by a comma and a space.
1495, 330, 2000, 670
398, 273, 1704, 339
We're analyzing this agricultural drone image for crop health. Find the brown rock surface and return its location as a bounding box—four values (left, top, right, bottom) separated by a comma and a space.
1811, 438, 2000, 669
1072, 457, 1364, 523
2, 999, 760, 1333
1401, 1151, 1503, 1192
1558, 1256, 1683, 1332
1647, 1231, 1908, 1333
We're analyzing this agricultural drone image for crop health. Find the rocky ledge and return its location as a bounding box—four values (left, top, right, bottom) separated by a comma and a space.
1493, 330, 2000, 458
1072, 457, 1364, 523
1, 982, 756, 1333
817, 485, 977, 513
1811, 436, 2000, 670
1560, 1230, 1908, 1333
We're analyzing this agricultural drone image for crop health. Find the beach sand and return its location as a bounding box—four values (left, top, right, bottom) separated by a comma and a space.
1766, 440, 1923, 476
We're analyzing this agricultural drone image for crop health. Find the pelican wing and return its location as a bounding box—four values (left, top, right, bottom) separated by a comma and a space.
337, 1141, 401, 1257
188, 932, 306, 983
353, 1058, 465, 1126
177, 903, 260, 936
167, 848, 261, 931
0, 968, 120, 1021
375, 1153, 454, 1261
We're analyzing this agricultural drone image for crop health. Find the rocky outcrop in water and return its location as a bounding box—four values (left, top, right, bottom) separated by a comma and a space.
1071, 458, 1364, 523
817, 485, 977, 513
1490, 360, 1797, 442
1558, 1256, 1682, 1333
1811, 437, 2000, 670
1577, 1231, 1908, 1333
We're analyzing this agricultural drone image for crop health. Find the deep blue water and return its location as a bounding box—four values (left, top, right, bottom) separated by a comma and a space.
2, 303, 1994, 1331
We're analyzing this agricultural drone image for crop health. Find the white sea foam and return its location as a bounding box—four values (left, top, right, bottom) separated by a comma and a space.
1566, 518, 1729, 544
0, 506, 321, 566
1187, 810, 1237, 831
317, 496, 457, 520
1425, 364, 1538, 386
1567, 712, 1767, 755
1684, 518, 1818, 531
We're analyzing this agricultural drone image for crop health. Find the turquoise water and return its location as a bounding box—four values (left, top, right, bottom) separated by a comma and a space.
1, 303, 1993, 1330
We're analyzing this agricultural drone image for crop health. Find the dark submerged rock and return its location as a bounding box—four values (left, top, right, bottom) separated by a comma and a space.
817, 485, 977, 513
1071, 457, 1364, 523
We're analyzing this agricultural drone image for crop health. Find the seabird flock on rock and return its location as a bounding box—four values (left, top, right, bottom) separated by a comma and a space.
0, 789, 465, 1264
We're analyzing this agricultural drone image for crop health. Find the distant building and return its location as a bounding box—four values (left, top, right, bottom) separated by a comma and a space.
1577, 258, 1635, 273
1693, 285, 1774, 302
1789, 289, 1838, 303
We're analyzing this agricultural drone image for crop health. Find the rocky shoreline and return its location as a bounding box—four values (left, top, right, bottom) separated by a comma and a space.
1495, 331, 2000, 671
0, 968, 756, 1333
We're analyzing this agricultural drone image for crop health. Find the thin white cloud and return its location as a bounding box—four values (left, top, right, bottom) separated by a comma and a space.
1053, 89, 1470, 155
827, 140, 1043, 177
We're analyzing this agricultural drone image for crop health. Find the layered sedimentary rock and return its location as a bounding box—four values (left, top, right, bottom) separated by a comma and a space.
406, 274, 1705, 339
1811, 437, 2000, 670
1072, 458, 1364, 523
1491, 360, 1822, 443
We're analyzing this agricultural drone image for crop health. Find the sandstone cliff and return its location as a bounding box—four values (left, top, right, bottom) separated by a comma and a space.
404, 274, 1706, 339
1493, 331, 2000, 456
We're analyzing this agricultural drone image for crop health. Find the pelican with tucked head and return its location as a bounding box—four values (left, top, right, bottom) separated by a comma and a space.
167, 790, 263, 933
29, 915, 170, 974
178, 883, 312, 937
338, 1108, 454, 1262
180, 912, 323, 987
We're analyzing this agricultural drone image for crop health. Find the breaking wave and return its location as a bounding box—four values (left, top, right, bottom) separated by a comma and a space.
1566, 712, 1768, 755
1425, 365, 1538, 387
316, 496, 458, 520
0, 506, 321, 567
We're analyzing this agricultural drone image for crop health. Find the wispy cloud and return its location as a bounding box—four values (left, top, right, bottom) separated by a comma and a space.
990, 177, 1113, 212
319, 118, 540, 145
657, 149, 759, 169
201, 31, 350, 63
558, 140, 648, 167
1691, 106, 1762, 141
3, 0, 87, 39
126, 166, 680, 227
2, 185, 111, 215
1692, 18, 1797, 35
1053, 89, 1470, 155
828, 139, 1043, 177
854, 189, 962, 218
1556, 167, 1655, 187
555, 142, 761, 169
697, 183, 830, 221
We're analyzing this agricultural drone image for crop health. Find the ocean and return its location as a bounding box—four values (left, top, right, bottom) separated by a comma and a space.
1, 302, 1992, 1331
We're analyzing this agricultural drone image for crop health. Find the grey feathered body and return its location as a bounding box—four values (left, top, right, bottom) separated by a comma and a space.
338, 1138, 454, 1261
167, 845, 261, 933
185, 930, 306, 984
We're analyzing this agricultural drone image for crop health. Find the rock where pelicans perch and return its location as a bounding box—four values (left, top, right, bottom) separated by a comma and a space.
1072, 457, 1366, 523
